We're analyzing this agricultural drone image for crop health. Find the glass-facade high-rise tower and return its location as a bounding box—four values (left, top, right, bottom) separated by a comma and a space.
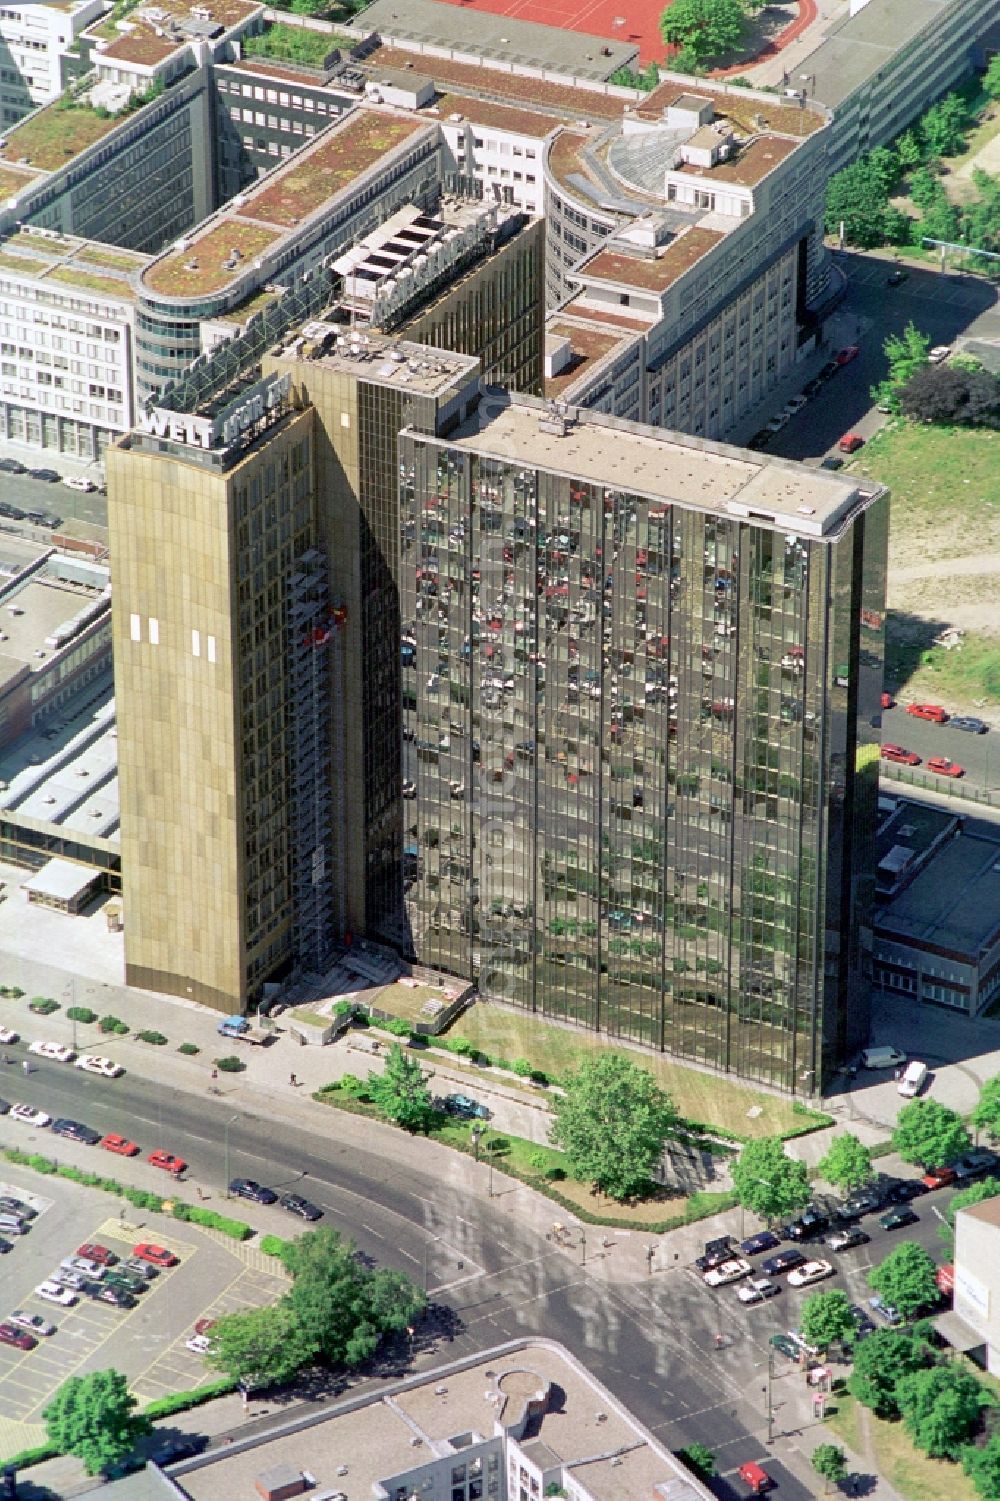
398, 393, 888, 1092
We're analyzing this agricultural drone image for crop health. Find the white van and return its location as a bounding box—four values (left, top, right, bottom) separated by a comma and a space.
861, 1045, 906, 1069
898, 1061, 928, 1098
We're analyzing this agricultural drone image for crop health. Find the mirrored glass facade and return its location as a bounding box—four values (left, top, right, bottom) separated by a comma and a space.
398, 416, 887, 1092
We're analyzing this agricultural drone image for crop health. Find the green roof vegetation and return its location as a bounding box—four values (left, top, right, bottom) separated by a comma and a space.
245, 114, 424, 227
47, 265, 135, 299
143, 220, 281, 297
243, 21, 353, 67
5, 99, 122, 171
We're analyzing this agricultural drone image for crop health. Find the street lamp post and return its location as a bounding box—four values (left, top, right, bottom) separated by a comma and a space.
766, 1342, 775, 1443
223, 1114, 238, 1198
580, 1227, 587, 1266
470, 1124, 483, 1162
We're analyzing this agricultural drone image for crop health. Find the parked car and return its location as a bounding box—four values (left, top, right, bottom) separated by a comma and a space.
928, 345, 951, 364
887, 268, 908, 285
738, 1461, 772, 1495
51, 1119, 101, 1145
105, 1270, 147, 1296
123, 1256, 159, 1280
765, 412, 790, 433
96, 1285, 136, 1309
736, 1277, 781, 1305
880, 1207, 920, 1232
882, 1177, 928, 1203
61, 1255, 105, 1279
51, 1268, 89, 1292
695, 1236, 739, 1272
921, 1165, 957, 1191
7, 1310, 54, 1337
100, 1133, 139, 1156
881, 743, 921, 766
147, 1149, 186, 1175
835, 346, 860, 365
228, 1178, 278, 1205
906, 703, 948, 723
0, 1196, 35, 1220
76, 1242, 116, 1266
849, 1303, 876, 1339
769, 1332, 801, 1360
868, 1294, 902, 1325
0, 1026, 18, 1044
25, 509, 61, 528
881, 692, 894, 710
954, 1150, 1000, 1181
761, 1249, 807, 1277
747, 430, 772, 450
703, 1257, 752, 1287
820, 456, 844, 470
787, 1258, 834, 1288
27, 468, 60, 483
826, 1226, 869, 1253
818, 360, 840, 381
36, 1280, 77, 1306
838, 433, 865, 454
803, 377, 823, 398
835, 1187, 884, 1220
927, 756, 963, 778
949, 716, 988, 734
783, 1209, 828, 1241
0, 1321, 36, 1350
0, 458, 26, 474
132, 1242, 178, 1267
280, 1193, 323, 1221
28, 1040, 75, 1063
784, 395, 809, 414
441, 1094, 489, 1120
76, 1055, 124, 1077
186, 1333, 212, 1355
0, 1238, 10, 1254
739, 1230, 781, 1258
64, 476, 97, 492
9, 1103, 51, 1127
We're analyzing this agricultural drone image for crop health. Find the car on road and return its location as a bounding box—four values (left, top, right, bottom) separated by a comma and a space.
76, 1242, 116, 1266
441, 1094, 490, 1120
787, 1258, 834, 1288
928, 345, 951, 364
76, 1055, 124, 1077
849, 1303, 876, 1339
836, 346, 860, 365
761, 1248, 807, 1277
0, 1196, 34, 1219
0, 1026, 18, 1044
769, 1332, 801, 1360
868, 1294, 903, 1325
826, 1226, 869, 1253
51, 1118, 101, 1145
920, 1165, 957, 1191
28, 468, 60, 483
133, 1241, 178, 1267
96, 1285, 136, 1309
0, 1321, 36, 1350
906, 702, 948, 723
783, 1209, 828, 1241
147, 1149, 186, 1175
880, 1207, 920, 1232
61, 1254, 105, 1279
927, 756, 964, 778
228, 1178, 278, 1205
887, 269, 908, 285
28, 1039, 75, 1063
881, 743, 921, 766
738, 1460, 772, 1495
280, 1193, 322, 1221
0, 458, 26, 474
954, 1150, 1000, 1181
883, 1177, 928, 1203
8, 1310, 54, 1337
737, 1277, 781, 1305
838, 433, 865, 454
9, 1103, 51, 1127
739, 1230, 781, 1258
64, 476, 97, 492
186, 1333, 212, 1354
703, 1257, 752, 1287
36, 1280, 77, 1306
100, 1133, 139, 1156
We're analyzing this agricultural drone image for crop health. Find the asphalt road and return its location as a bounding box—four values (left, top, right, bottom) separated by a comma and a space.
0, 470, 107, 533
0, 1051, 963, 1496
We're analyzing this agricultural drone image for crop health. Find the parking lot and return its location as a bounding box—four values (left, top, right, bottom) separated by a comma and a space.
0, 1170, 287, 1429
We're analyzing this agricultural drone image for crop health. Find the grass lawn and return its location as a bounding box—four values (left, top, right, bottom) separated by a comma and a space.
372, 980, 455, 1024
826, 1390, 981, 1501
444, 1002, 825, 1139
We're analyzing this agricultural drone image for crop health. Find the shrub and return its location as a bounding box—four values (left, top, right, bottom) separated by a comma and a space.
178, 1042, 200, 1055
173, 1204, 253, 1240
135, 1029, 168, 1045
99, 1014, 129, 1034
0, 984, 24, 998
2, 1442, 59, 1470
215, 1054, 246, 1073
545, 1165, 567, 1181
66, 1006, 97, 1024
511, 1058, 533, 1077
530, 1069, 549, 1086
384, 1017, 411, 1037
260, 1233, 292, 1259
333, 1000, 355, 1017
123, 1187, 165, 1211
528, 1150, 549, 1170
140, 1377, 237, 1420
28, 996, 59, 1015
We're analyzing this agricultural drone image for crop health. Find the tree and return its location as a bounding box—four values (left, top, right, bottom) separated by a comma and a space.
812, 1444, 848, 1493
43, 1370, 149, 1476
678, 1443, 717, 1479
943, 1178, 1000, 1239
898, 365, 1000, 427
963, 1431, 1000, 1500
972, 1077, 1000, 1143
281, 1226, 425, 1370
919, 92, 969, 161
896, 128, 924, 171
896, 1363, 984, 1459
985, 54, 1000, 103
817, 1132, 874, 1193
550, 1053, 676, 1201
883, 321, 931, 392
366, 1043, 436, 1132
892, 1098, 970, 1169
731, 1136, 810, 1221
868, 1240, 940, 1320
659, 0, 746, 66
825, 159, 892, 248
848, 1327, 930, 1418
208, 1304, 315, 1388
800, 1289, 856, 1352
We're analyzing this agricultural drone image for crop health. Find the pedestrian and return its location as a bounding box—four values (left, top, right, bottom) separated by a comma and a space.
289, 1072, 297, 1087
21, 1058, 29, 1075
211, 1066, 218, 1080
714, 1332, 724, 1350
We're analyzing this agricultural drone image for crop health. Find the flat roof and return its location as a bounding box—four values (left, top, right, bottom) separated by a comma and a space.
434, 91, 565, 138
23, 857, 100, 902
439, 394, 873, 536
876, 829, 1000, 958
634, 78, 827, 138
797, 0, 960, 109
0, 227, 143, 302
577, 227, 725, 295
960, 1196, 1000, 1230
349, 0, 638, 78
268, 325, 480, 398
359, 42, 627, 119
141, 107, 433, 299
86, 0, 262, 62
544, 317, 640, 399
0, 164, 44, 199
0, 692, 119, 847
676, 133, 799, 187
1, 96, 123, 173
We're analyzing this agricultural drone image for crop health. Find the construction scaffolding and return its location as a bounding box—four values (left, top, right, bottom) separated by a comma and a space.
287, 551, 339, 973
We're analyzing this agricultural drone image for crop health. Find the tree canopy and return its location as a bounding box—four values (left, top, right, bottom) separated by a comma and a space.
972, 1077, 1000, 1143
825, 157, 906, 249
943, 1177, 1000, 1235
208, 1305, 315, 1388
919, 93, 970, 159
817, 1132, 874, 1192
799, 1289, 856, 1352
897, 1363, 985, 1459
898, 365, 1000, 428
847, 1327, 930, 1419
366, 1042, 436, 1132
868, 1240, 940, 1320
986, 55, 1000, 102
43, 1370, 149, 1476
730, 1136, 810, 1221
963, 1431, 1000, 1501
550, 1052, 676, 1201
282, 1226, 425, 1369
812, 1444, 848, 1490
659, 0, 746, 65
892, 1097, 970, 1169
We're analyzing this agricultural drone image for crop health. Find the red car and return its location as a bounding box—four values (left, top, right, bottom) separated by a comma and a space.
148, 1149, 186, 1176
100, 1133, 139, 1157
133, 1242, 178, 1268
907, 703, 948, 723
838, 433, 865, 454
77, 1242, 116, 1266
928, 756, 964, 778
921, 1166, 957, 1191
836, 345, 860, 365
739, 1460, 772, 1495
194, 1317, 216, 1336
881, 744, 921, 766
881, 692, 894, 709
0, 1322, 36, 1351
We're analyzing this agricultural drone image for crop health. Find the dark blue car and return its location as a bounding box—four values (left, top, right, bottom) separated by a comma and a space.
740, 1230, 781, 1257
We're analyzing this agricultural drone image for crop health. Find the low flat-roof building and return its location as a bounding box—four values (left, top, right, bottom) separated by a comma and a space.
941, 1195, 1000, 1373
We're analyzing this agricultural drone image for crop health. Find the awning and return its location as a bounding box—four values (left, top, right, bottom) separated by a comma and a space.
934, 1310, 986, 1352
